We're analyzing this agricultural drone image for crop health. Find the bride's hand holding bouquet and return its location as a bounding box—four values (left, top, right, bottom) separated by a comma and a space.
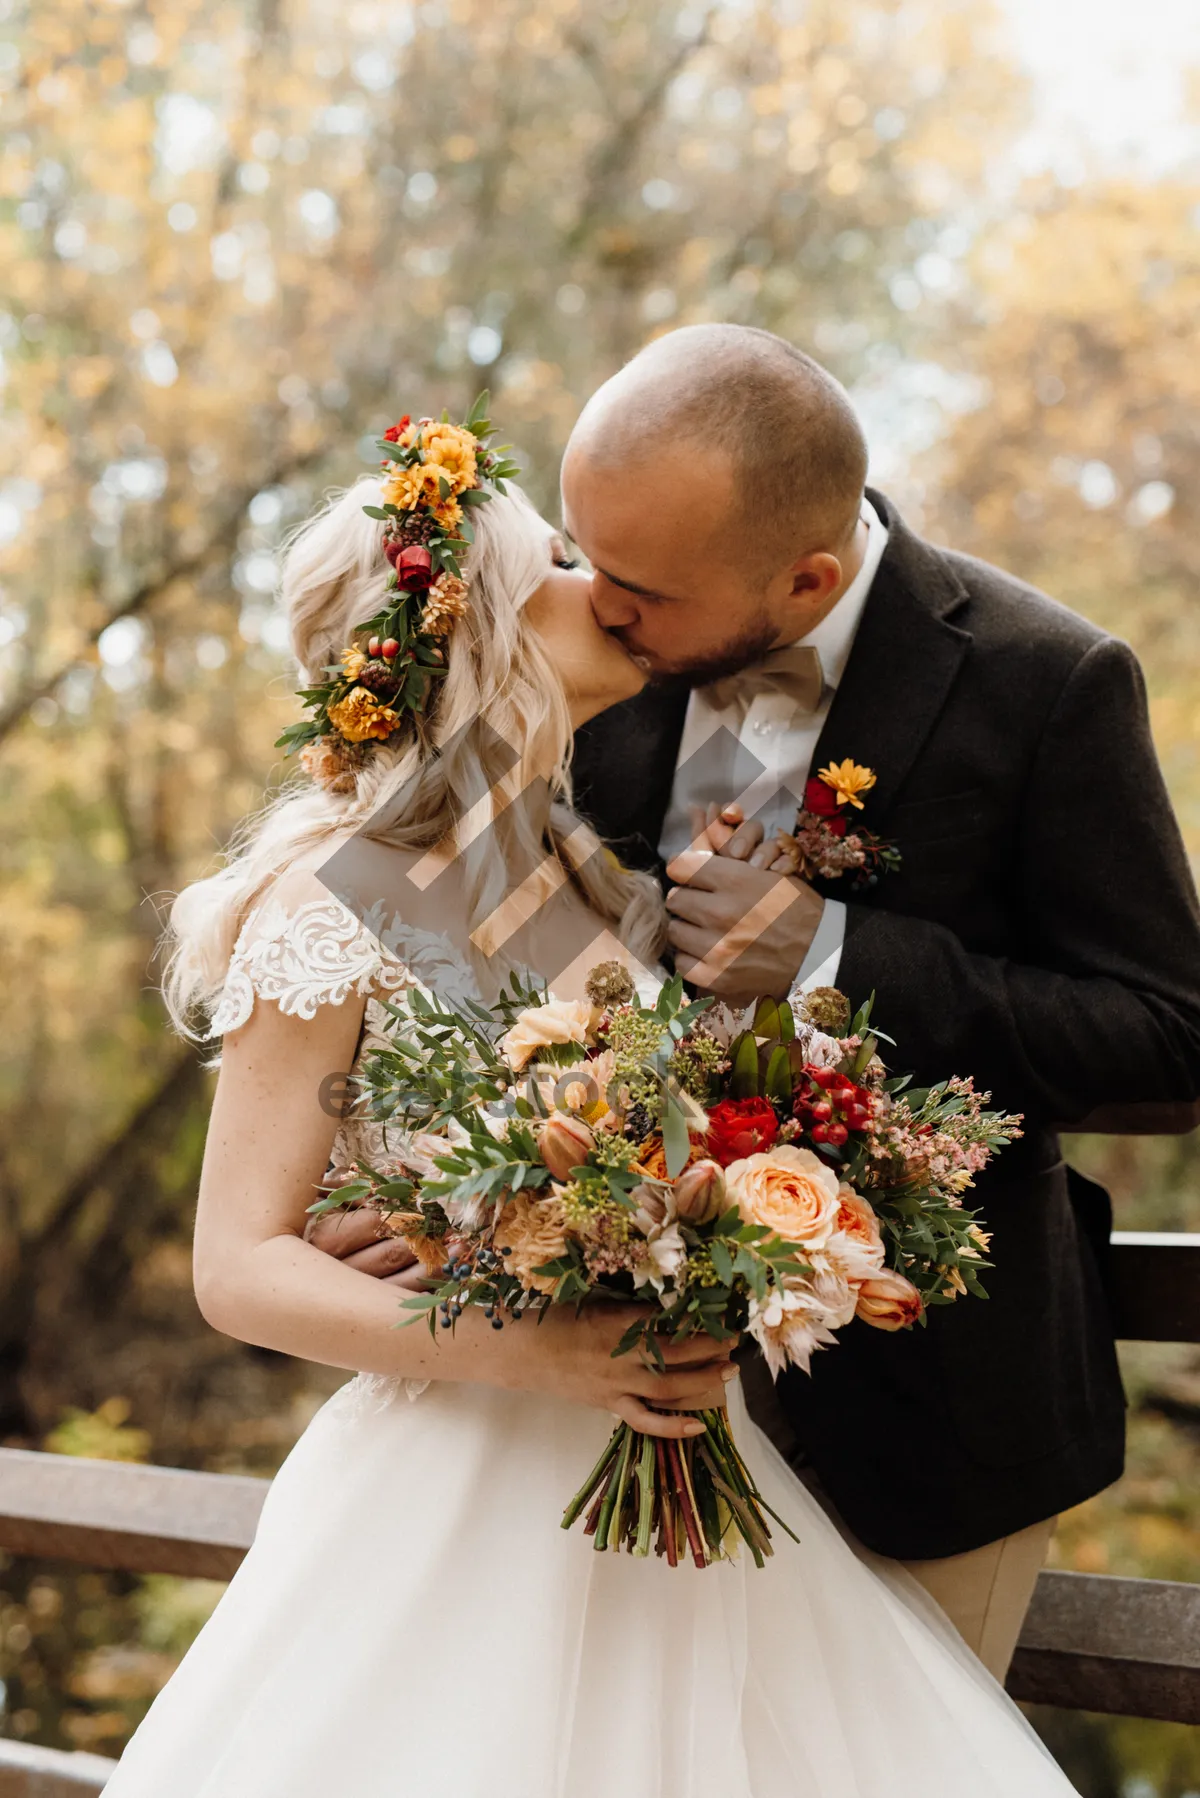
315, 956, 1021, 1570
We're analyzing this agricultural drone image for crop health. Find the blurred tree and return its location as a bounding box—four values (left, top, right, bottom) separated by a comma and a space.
925, 173, 1200, 853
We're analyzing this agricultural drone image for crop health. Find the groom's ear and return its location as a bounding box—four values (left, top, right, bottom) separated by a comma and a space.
779, 550, 844, 622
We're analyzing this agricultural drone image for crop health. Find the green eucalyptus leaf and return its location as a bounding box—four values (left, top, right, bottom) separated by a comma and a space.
764, 1044, 792, 1105
751, 997, 780, 1038
729, 1031, 761, 1099
662, 1095, 689, 1179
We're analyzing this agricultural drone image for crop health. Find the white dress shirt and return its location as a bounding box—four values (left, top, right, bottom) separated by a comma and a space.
658, 497, 889, 994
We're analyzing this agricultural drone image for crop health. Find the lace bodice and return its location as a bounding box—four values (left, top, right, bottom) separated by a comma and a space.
207, 889, 481, 1177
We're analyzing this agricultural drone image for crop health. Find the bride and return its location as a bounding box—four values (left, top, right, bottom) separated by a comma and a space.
104, 423, 1079, 1796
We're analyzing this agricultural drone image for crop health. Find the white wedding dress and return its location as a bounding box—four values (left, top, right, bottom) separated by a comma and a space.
104, 892, 1079, 1798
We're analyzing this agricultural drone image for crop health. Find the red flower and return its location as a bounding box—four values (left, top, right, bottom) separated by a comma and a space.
705, 1097, 779, 1167
804, 775, 839, 817
396, 545, 434, 591
802, 778, 849, 837
383, 415, 412, 443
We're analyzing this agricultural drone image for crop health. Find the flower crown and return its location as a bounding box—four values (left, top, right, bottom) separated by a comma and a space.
276, 391, 521, 793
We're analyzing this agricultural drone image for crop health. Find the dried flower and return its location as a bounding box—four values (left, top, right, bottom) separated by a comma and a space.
420, 572, 470, 636
299, 735, 367, 794
799, 987, 852, 1036
494, 1193, 570, 1296
584, 960, 636, 1007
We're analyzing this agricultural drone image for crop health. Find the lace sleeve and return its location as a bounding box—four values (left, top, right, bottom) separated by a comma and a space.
206, 893, 412, 1038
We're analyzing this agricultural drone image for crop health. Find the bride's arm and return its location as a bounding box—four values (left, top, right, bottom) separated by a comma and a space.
192, 989, 732, 1436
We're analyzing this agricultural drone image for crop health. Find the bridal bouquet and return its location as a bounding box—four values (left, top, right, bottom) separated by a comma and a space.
316, 966, 1021, 1570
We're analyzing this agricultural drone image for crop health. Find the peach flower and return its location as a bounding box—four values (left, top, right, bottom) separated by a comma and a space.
537, 1113, 595, 1181
672, 1159, 726, 1225
855, 1268, 924, 1331
725, 1144, 840, 1249
493, 1194, 570, 1296
499, 998, 596, 1071
822, 1187, 887, 1282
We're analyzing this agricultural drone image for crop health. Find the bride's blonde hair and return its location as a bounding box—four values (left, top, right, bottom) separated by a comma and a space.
163, 476, 664, 1035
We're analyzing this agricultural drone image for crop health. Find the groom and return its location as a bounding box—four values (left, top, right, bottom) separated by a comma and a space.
560, 325, 1200, 1674
319, 325, 1200, 1678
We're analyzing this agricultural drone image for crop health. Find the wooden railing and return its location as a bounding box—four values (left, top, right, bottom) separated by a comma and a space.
1, 1231, 1197, 1794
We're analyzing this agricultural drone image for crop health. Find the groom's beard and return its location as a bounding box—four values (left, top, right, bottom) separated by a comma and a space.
628, 612, 781, 691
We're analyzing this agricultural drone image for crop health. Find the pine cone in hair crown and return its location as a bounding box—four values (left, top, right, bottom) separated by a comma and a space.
356, 659, 403, 698
387, 513, 438, 551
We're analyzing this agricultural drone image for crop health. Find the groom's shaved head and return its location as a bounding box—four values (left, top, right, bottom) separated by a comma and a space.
567, 324, 868, 569
561, 326, 873, 681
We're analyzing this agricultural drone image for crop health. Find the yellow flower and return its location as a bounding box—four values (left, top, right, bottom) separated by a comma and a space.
381, 462, 467, 531
818, 759, 877, 810
420, 423, 479, 494
340, 647, 368, 680
430, 491, 463, 531
382, 464, 440, 513
327, 686, 401, 743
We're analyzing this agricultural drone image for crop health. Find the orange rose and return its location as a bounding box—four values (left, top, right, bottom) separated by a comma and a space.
725, 1145, 840, 1248
855, 1268, 923, 1331
835, 1189, 883, 1251
821, 1186, 886, 1283
635, 1134, 705, 1183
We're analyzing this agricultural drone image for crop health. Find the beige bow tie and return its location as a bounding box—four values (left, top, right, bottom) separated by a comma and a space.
702, 643, 825, 716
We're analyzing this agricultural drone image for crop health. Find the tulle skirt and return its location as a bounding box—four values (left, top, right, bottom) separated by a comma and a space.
103, 1371, 1077, 1797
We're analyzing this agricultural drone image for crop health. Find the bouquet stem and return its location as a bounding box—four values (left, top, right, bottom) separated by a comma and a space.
633, 1433, 657, 1558
561, 1407, 795, 1568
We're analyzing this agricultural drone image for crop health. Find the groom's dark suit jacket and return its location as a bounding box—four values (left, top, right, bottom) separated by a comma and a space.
571, 489, 1200, 1560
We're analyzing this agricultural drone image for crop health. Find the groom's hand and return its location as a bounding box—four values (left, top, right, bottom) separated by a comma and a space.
664, 841, 823, 1002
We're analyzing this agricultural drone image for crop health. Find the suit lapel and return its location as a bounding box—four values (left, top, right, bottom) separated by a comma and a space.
570, 681, 691, 869
811, 491, 972, 823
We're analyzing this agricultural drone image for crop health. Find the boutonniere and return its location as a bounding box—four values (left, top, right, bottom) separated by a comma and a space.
771, 759, 901, 891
